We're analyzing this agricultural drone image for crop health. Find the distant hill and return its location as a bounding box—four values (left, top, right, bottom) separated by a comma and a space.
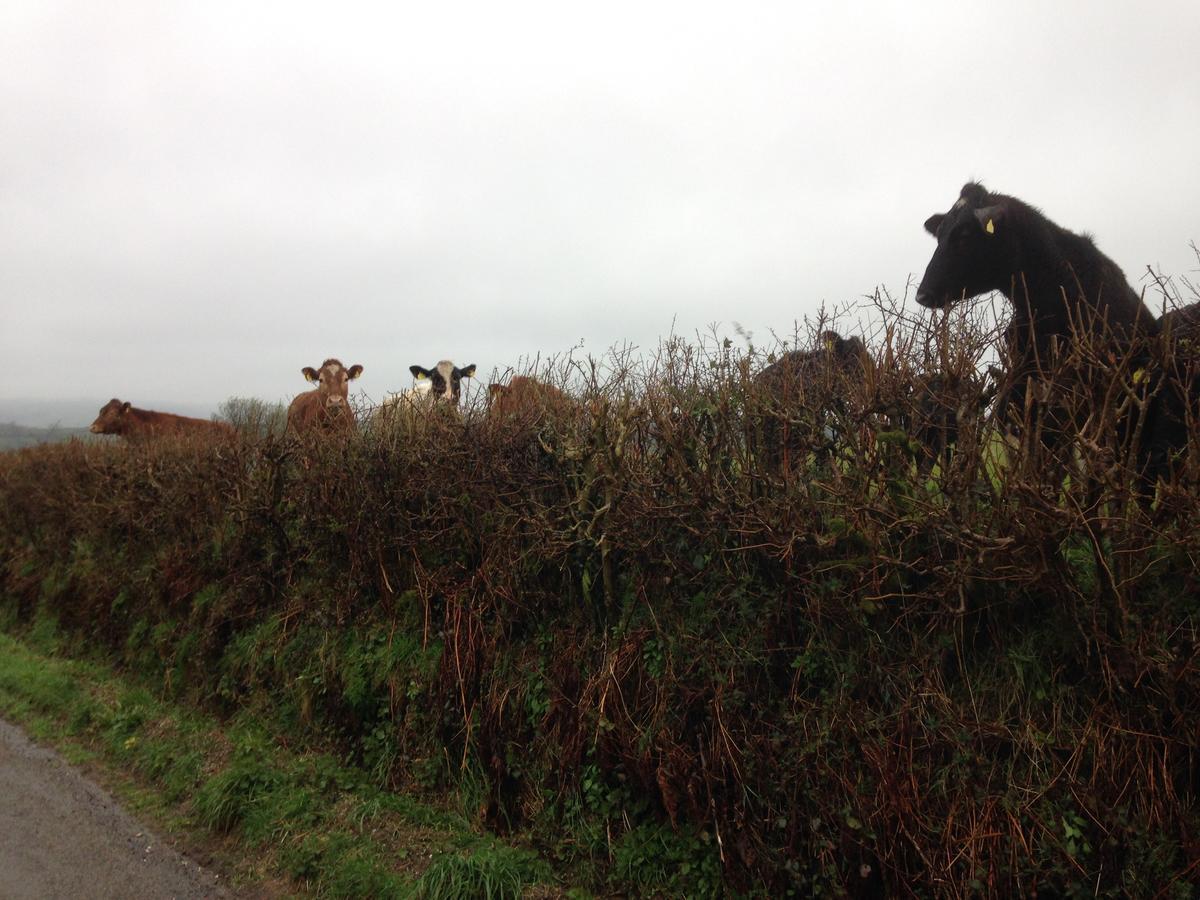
0, 422, 96, 451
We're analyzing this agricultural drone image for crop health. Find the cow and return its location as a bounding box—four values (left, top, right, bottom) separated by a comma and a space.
1141, 302, 1200, 490
377, 360, 476, 425
756, 331, 870, 394
916, 183, 1156, 339
483, 376, 578, 468
917, 183, 1155, 384
487, 376, 573, 427
753, 330, 873, 469
1159, 302, 1200, 344
409, 360, 477, 405
901, 369, 998, 478
286, 358, 363, 434
916, 184, 1165, 471
89, 399, 235, 441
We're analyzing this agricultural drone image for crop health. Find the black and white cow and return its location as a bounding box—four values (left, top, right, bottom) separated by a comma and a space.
378, 360, 478, 420
409, 360, 477, 405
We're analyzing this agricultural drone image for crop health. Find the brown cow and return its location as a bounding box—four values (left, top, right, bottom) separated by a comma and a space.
755, 330, 871, 395
753, 330, 873, 469
487, 376, 573, 428
89, 399, 235, 441
287, 358, 364, 434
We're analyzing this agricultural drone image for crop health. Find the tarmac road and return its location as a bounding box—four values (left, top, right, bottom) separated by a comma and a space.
0, 717, 230, 899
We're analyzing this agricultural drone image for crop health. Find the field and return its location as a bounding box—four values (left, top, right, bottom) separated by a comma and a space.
1, 318, 1198, 897
0, 421, 93, 451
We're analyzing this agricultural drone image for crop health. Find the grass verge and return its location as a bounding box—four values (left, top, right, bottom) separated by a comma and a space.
0, 626, 564, 899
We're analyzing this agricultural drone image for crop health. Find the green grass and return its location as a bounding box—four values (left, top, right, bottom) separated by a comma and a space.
413, 843, 550, 900
0, 629, 562, 898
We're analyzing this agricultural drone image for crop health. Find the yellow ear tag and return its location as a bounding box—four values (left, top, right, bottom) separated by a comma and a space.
985, 219, 995, 235
416, 372, 428, 380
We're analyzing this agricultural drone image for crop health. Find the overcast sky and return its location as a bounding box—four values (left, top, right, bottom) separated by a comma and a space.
2, 1, 1198, 424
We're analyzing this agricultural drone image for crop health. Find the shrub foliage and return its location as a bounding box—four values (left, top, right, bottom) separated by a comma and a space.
2, 307, 1199, 896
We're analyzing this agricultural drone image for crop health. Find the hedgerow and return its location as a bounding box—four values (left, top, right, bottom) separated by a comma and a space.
2, 303, 1199, 896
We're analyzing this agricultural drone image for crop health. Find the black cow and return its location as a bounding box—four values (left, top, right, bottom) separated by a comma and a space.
1159, 302, 1200, 344
903, 369, 998, 478
917, 182, 1155, 331
1143, 303, 1200, 490
918, 183, 1156, 369
916, 182, 1161, 480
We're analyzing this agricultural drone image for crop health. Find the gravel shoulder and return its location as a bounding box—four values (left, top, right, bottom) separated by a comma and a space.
0, 716, 231, 900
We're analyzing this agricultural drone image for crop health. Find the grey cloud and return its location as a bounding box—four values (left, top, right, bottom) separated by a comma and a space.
2, 1, 1198, 423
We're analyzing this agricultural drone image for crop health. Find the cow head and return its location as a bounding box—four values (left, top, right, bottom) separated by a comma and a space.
916, 182, 1012, 309
409, 360, 476, 404
755, 331, 870, 399
821, 331, 867, 363
90, 398, 131, 434
301, 358, 363, 414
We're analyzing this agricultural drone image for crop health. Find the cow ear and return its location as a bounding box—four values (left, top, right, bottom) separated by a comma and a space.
302, 367, 319, 382
974, 204, 1004, 236
347, 365, 363, 380
924, 213, 944, 236
120, 402, 131, 414
410, 365, 429, 380
459, 364, 477, 379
